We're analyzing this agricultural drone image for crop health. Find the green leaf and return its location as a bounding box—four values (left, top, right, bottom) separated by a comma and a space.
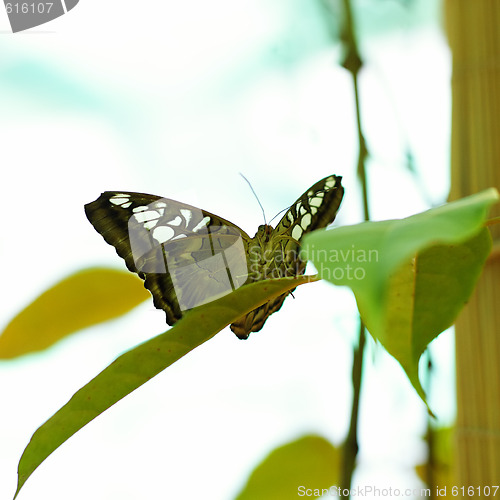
234, 435, 340, 500
0, 268, 150, 359
302, 189, 499, 404
13, 275, 312, 500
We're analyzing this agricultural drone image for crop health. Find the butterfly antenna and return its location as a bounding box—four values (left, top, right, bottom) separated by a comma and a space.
240, 173, 267, 225
269, 205, 290, 225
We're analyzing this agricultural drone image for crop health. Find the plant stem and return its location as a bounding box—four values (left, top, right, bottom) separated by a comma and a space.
341, 0, 369, 221
338, 0, 370, 495
424, 354, 436, 499
340, 319, 366, 492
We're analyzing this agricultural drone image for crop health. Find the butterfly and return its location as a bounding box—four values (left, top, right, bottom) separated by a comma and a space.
84, 175, 344, 339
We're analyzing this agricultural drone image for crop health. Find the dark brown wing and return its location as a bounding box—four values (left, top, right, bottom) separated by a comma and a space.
85, 191, 251, 325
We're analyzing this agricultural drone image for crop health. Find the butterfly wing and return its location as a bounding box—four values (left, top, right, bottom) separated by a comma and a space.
230, 174, 344, 339
274, 174, 344, 273
85, 192, 252, 325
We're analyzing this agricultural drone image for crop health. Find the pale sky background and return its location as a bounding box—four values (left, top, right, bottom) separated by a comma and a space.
0, 1, 453, 499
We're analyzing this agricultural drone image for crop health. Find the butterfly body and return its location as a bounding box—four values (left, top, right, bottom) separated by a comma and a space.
85, 175, 344, 339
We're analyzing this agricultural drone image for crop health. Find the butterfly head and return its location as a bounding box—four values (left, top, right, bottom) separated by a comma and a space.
255, 224, 274, 243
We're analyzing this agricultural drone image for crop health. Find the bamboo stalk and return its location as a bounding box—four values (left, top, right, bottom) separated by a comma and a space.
446, 0, 500, 486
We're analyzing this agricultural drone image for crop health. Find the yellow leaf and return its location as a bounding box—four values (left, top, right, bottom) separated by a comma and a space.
0, 268, 150, 359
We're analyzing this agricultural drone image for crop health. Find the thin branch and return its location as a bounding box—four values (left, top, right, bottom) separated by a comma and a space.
341, 0, 369, 222
424, 354, 436, 499
340, 319, 366, 492
338, 0, 370, 495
